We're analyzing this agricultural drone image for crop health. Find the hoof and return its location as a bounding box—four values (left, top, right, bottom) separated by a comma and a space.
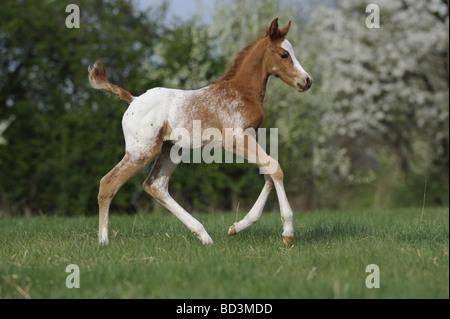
282, 236, 293, 245
228, 224, 237, 236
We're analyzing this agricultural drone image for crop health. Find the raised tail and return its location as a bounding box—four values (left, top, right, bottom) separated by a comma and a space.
88, 61, 134, 104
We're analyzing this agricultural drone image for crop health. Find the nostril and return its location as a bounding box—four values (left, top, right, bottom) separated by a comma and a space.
306, 77, 312, 87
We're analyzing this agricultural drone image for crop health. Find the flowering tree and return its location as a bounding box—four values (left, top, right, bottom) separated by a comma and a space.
301, 0, 449, 206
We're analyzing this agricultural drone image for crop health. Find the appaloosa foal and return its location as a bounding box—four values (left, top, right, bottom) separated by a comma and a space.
89, 18, 312, 245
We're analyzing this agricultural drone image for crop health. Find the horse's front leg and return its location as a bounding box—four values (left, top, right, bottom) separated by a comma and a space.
228, 175, 273, 236
226, 132, 294, 244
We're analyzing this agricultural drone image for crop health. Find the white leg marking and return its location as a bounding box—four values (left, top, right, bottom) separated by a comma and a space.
100, 226, 109, 245
163, 196, 214, 245
273, 181, 294, 241
228, 132, 294, 243
229, 180, 272, 235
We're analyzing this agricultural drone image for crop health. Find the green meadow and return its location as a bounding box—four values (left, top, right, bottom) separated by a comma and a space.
0, 207, 448, 299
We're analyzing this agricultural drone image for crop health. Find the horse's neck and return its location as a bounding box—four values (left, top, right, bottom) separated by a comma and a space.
229, 43, 270, 104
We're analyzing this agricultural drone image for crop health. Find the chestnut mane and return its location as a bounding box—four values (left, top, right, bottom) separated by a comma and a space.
219, 34, 266, 82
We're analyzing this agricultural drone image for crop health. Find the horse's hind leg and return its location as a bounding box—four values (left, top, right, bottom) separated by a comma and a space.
98, 151, 156, 244
144, 143, 214, 245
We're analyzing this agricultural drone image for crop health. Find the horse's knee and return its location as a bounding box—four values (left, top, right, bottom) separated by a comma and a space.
269, 161, 283, 183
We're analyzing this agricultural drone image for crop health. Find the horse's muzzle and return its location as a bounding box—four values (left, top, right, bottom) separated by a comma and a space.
297, 76, 312, 92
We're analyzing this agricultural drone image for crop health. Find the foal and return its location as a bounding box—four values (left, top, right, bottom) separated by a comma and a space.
89, 18, 312, 245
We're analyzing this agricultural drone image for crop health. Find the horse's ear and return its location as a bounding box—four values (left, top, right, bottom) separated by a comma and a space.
279, 20, 291, 38
268, 18, 280, 41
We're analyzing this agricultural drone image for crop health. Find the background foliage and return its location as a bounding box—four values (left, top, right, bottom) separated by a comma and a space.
0, 0, 448, 216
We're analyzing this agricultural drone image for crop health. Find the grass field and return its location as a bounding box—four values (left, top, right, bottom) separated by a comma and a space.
0, 207, 448, 299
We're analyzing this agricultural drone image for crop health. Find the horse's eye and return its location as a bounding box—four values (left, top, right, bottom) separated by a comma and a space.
280, 53, 289, 59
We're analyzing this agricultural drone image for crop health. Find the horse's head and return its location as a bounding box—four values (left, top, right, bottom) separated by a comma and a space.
265, 18, 312, 92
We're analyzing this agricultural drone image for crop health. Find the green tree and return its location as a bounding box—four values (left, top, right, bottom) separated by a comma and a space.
0, 0, 165, 215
